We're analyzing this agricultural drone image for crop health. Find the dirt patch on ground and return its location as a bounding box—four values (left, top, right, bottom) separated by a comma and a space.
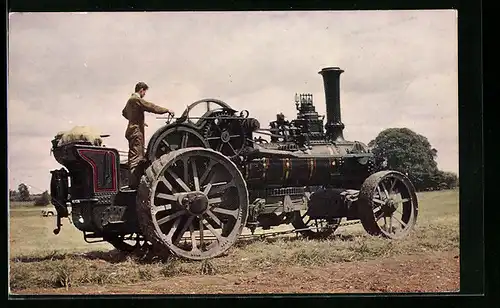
12, 250, 459, 295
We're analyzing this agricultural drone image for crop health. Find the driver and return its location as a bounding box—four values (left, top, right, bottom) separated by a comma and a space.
122, 82, 174, 189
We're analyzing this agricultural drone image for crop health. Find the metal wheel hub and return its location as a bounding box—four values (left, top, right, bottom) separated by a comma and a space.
179, 192, 209, 216
221, 130, 231, 143
382, 198, 399, 215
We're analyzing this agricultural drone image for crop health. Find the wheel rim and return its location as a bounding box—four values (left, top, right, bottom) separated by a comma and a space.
148, 126, 209, 162
366, 172, 418, 238
149, 149, 248, 260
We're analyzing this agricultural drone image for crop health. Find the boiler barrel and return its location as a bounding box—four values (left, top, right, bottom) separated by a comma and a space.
244, 156, 376, 188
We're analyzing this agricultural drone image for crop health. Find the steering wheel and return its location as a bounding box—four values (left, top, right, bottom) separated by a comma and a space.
179, 98, 236, 125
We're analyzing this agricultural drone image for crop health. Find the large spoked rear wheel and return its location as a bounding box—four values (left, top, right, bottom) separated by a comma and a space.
137, 147, 249, 260
357, 171, 418, 239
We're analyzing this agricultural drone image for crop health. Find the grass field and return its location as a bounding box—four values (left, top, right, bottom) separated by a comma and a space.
8, 189, 460, 294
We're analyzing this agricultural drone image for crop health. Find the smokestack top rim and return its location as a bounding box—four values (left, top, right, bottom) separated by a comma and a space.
318, 67, 344, 74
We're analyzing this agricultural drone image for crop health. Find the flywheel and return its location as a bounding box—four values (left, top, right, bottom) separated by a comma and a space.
203, 111, 247, 158
147, 125, 209, 162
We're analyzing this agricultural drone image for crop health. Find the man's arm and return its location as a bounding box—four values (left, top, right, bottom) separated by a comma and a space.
122, 106, 129, 120
136, 97, 171, 114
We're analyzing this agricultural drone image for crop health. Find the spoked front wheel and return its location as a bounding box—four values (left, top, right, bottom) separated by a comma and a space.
137, 147, 249, 260
291, 210, 340, 239
357, 171, 418, 239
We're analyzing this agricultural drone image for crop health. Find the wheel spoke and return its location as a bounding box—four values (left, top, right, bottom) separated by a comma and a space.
159, 175, 175, 192
203, 183, 213, 195
173, 215, 194, 245
380, 182, 390, 199
152, 204, 172, 214
202, 219, 223, 242
212, 207, 238, 219
161, 139, 172, 151
228, 142, 238, 155
191, 160, 200, 191
157, 210, 186, 225
389, 179, 397, 193
167, 169, 191, 192
207, 180, 235, 196
189, 224, 199, 252
199, 220, 205, 249
372, 198, 384, 205
392, 215, 408, 229
205, 209, 223, 227
157, 193, 177, 202
166, 216, 182, 240
217, 143, 224, 151
183, 158, 190, 186
208, 197, 222, 205
229, 135, 240, 139
181, 132, 189, 148
376, 186, 384, 200
199, 161, 217, 185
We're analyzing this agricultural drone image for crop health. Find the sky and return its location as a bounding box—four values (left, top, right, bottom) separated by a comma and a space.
7, 10, 458, 193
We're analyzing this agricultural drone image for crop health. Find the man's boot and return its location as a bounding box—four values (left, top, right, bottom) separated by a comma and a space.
128, 161, 147, 190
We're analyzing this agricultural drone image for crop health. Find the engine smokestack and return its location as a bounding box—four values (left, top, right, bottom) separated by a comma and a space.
319, 67, 345, 142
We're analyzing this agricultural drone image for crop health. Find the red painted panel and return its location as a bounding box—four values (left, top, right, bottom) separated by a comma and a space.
77, 148, 117, 193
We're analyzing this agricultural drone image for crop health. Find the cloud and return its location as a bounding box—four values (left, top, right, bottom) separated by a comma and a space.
7, 10, 458, 191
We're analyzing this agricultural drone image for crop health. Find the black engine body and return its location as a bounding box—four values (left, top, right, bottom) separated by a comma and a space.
48, 66, 385, 240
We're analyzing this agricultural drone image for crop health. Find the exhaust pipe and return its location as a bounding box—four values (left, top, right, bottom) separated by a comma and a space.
318, 67, 345, 142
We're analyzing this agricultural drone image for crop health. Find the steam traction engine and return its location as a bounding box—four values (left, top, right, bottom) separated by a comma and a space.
49, 67, 418, 260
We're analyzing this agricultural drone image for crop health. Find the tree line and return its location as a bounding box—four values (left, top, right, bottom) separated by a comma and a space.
9, 183, 51, 206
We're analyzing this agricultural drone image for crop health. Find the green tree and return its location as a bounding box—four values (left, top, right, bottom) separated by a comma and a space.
17, 183, 30, 201
9, 189, 19, 201
34, 190, 51, 206
368, 128, 439, 191
436, 170, 459, 189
